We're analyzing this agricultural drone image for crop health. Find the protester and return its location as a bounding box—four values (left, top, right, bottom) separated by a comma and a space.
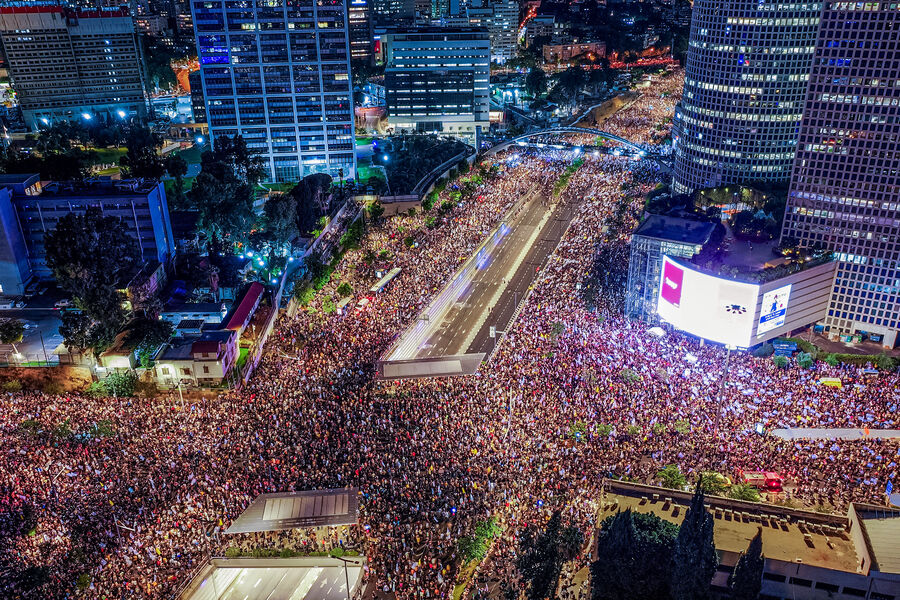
2, 69, 897, 600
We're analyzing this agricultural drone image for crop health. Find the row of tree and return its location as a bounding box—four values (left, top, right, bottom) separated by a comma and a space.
592, 486, 764, 600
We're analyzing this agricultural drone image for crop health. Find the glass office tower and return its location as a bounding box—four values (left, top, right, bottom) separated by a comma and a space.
190, 0, 356, 182
781, 1, 900, 348
671, 0, 822, 194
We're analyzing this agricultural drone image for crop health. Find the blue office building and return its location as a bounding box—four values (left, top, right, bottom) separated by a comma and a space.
0, 174, 176, 296
190, 0, 356, 182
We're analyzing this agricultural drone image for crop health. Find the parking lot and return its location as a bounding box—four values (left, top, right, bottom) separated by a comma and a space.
0, 285, 71, 364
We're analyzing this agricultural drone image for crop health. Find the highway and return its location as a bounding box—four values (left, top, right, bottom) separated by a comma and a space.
386, 183, 579, 366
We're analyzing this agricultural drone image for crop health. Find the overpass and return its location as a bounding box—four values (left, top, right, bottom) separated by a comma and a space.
486, 126, 651, 156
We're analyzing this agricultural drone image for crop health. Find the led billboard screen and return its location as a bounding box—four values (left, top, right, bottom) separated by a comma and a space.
757, 284, 792, 335
656, 256, 759, 347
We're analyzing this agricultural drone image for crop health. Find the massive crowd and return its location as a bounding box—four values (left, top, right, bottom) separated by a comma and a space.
2, 68, 898, 600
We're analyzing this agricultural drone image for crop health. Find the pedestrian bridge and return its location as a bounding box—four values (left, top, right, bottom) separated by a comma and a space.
486, 126, 650, 156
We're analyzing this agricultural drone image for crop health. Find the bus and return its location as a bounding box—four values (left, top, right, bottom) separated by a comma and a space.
369, 267, 402, 295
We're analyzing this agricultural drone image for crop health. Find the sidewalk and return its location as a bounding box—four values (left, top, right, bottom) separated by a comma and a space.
772, 428, 900, 441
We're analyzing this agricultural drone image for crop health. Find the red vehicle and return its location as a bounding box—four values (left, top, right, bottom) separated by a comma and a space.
738, 470, 783, 492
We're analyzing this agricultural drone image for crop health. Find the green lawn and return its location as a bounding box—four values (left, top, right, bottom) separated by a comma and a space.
356, 164, 385, 184
91, 147, 128, 165
355, 136, 373, 146
236, 347, 250, 371
173, 145, 204, 165
95, 166, 121, 176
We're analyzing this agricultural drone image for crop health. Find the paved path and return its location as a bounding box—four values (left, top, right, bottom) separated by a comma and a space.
772, 428, 900, 441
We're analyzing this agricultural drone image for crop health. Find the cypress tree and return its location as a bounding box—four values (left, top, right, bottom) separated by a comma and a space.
729, 528, 764, 600
670, 482, 718, 600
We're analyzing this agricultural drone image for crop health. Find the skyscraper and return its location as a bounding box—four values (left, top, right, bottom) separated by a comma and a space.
671, 0, 822, 194
348, 0, 374, 64
781, 1, 900, 348
0, 3, 148, 131
190, 0, 356, 182
383, 27, 489, 141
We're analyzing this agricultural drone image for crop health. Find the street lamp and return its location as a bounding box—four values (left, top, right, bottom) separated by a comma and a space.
116, 110, 126, 119
82, 113, 92, 121
333, 555, 360, 600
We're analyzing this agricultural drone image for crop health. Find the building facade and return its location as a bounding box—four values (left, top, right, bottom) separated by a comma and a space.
348, 0, 374, 64
625, 214, 715, 322
0, 174, 175, 295
383, 27, 489, 141
465, 0, 518, 63
188, 69, 206, 123
190, 0, 356, 182
671, 0, 823, 194
781, 1, 900, 348
0, 3, 148, 131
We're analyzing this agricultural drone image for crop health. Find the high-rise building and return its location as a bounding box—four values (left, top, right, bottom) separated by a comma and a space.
671, 0, 822, 194
188, 70, 206, 124
373, 0, 416, 22
190, 0, 356, 182
383, 27, 489, 141
465, 0, 518, 63
781, 1, 900, 348
0, 3, 148, 131
348, 0, 374, 64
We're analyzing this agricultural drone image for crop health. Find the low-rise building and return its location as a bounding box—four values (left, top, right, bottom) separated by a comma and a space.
542, 41, 605, 64
154, 328, 238, 388
601, 480, 900, 600
160, 302, 227, 327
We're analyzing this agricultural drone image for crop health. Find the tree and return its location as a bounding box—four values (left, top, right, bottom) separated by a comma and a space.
0, 318, 25, 345
729, 529, 763, 600
518, 511, 583, 600
124, 318, 174, 367
698, 472, 729, 496
669, 484, 718, 600
728, 484, 761, 503
119, 126, 165, 179
772, 355, 788, 368
289, 173, 333, 236
525, 67, 548, 97
367, 200, 384, 222
44, 208, 140, 352
188, 135, 264, 250
165, 153, 189, 206
264, 193, 299, 248
591, 510, 678, 600
797, 352, 814, 369
657, 464, 687, 490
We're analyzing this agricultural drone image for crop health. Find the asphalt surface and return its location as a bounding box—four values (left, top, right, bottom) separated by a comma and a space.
403, 189, 578, 362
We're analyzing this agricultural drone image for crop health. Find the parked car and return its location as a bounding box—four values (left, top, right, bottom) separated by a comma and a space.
54, 299, 74, 309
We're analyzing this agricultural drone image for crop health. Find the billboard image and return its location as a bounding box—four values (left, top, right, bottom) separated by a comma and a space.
656, 256, 759, 348
757, 284, 792, 335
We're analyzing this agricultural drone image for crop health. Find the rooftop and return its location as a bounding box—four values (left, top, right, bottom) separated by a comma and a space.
10, 177, 161, 198
632, 214, 717, 246
156, 329, 234, 361
603, 480, 860, 573
226, 488, 359, 534
223, 282, 265, 332
856, 505, 900, 574
180, 557, 364, 600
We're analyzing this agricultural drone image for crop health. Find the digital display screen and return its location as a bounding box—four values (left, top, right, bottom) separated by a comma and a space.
757, 284, 792, 336
656, 256, 759, 347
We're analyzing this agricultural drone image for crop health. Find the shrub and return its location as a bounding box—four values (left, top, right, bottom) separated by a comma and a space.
42, 382, 65, 395
2, 380, 23, 392
425, 216, 437, 229
728, 484, 761, 502
597, 423, 614, 437
407, 207, 416, 218
797, 352, 814, 369
422, 192, 437, 212
76, 573, 91, 591
752, 343, 774, 358
772, 355, 789, 368
439, 200, 454, 214
403, 236, 415, 248
674, 419, 690, 434
626, 424, 641, 436
336, 282, 352, 297
322, 298, 336, 314
295, 285, 315, 306
657, 464, 686, 490
824, 353, 839, 367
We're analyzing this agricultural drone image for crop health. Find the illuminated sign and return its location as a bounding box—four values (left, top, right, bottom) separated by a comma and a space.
656, 256, 759, 347
757, 284, 792, 335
